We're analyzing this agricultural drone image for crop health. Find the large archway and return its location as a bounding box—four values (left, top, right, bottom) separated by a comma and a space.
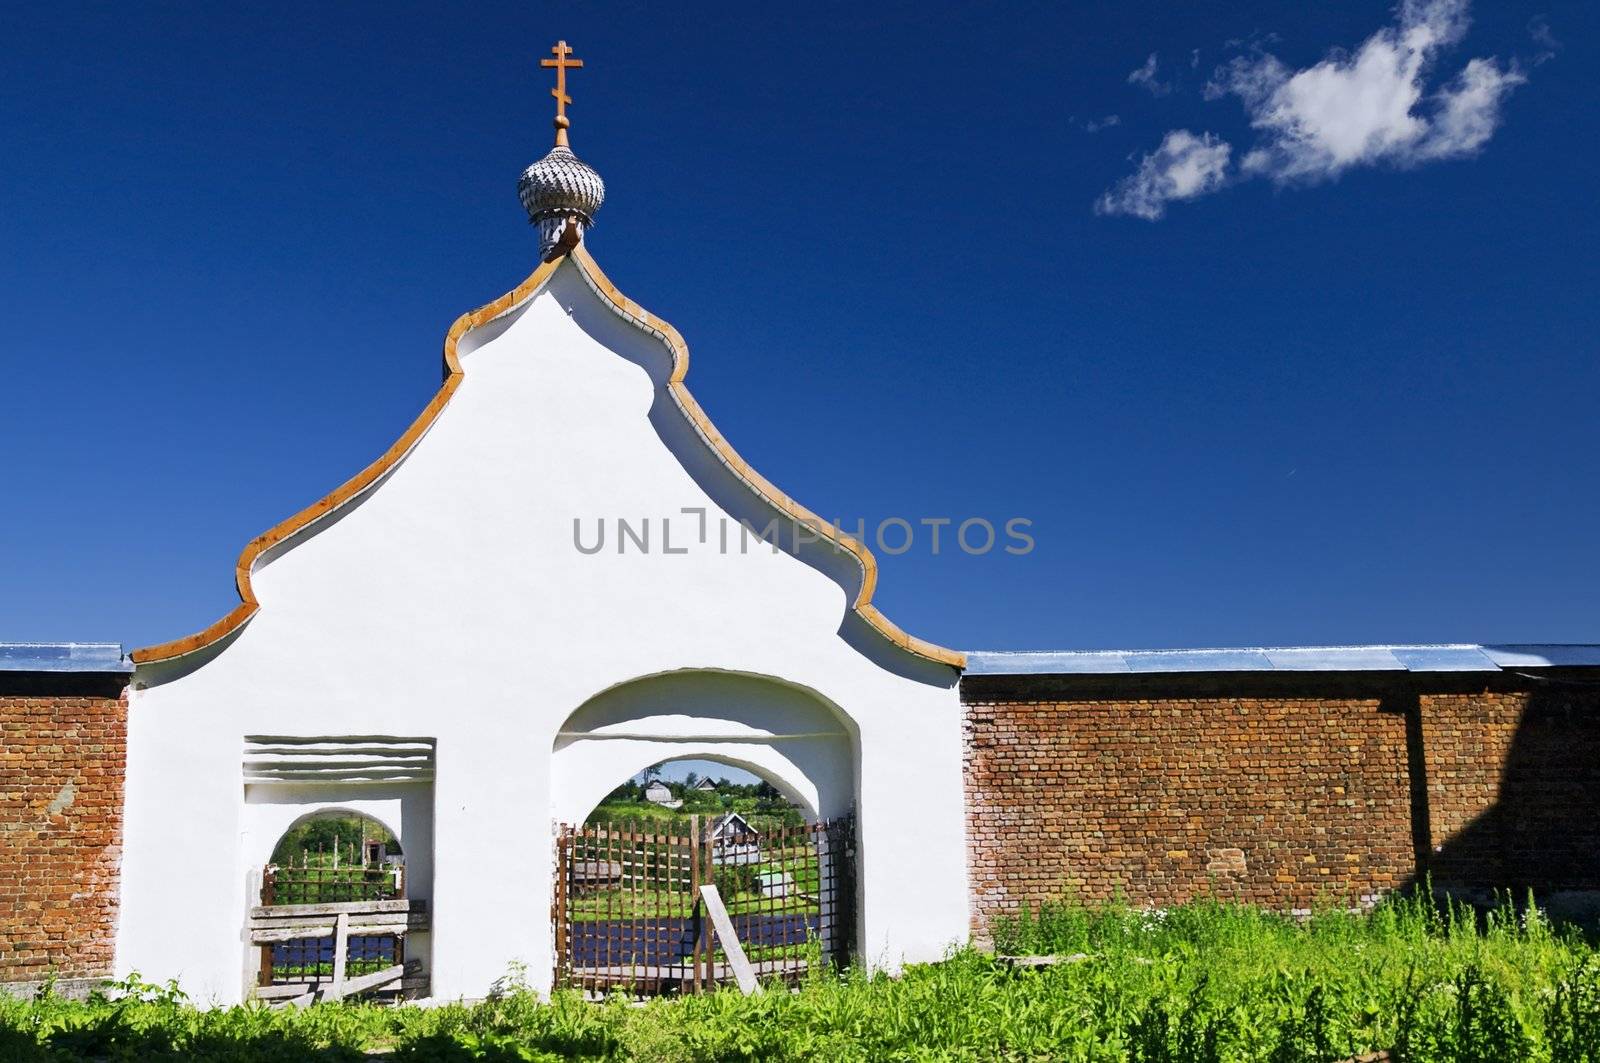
550, 670, 859, 994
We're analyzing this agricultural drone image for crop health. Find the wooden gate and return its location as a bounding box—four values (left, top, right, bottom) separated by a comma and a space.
251, 850, 427, 1004
554, 813, 855, 996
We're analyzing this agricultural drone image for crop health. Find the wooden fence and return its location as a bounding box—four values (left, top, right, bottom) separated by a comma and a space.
248, 899, 428, 1005
254, 849, 422, 1003
554, 813, 854, 997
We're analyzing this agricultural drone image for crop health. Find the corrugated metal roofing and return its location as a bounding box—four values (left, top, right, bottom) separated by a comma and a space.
0, 643, 132, 673
964, 644, 1600, 677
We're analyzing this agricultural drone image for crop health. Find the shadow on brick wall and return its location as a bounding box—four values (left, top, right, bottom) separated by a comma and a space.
1400, 675, 1600, 921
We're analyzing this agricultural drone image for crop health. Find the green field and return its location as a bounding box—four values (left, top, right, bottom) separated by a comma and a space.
566, 851, 823, 923
6, 894, 1600, 1061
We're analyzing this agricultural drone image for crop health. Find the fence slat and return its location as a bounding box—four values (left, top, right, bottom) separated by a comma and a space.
324, 912, 350, 1000
699, 885, 759, 995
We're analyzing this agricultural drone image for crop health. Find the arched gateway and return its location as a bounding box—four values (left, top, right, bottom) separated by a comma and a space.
112, 47, 969, 1002
552, 672, 858, 993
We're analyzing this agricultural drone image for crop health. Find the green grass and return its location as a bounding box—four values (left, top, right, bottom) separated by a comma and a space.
6, 894, 1600, 1061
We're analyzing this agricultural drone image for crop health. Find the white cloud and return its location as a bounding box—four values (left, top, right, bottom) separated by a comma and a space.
1127, 53, 1171, 96
1099, 0, 1525, 218
1220, 0, 1519, 182
1527, 16, 1559, 65
1095, 130, 1232, 220
1413, 57, 1526, 160
1081, 114, 1121, 133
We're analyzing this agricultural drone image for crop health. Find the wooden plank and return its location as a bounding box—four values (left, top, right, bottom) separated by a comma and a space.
996, 953, 1090, 968
249, 922, 415, 944
246, 915, 422, 928
249, 898, 421, 919
603, 824, 613, 980
254, 982, 319, 1000
248, 910, 429, 933
553, 828, 569, 988
325, 913, 350, 1000
258, 964, 410, 1002
627, 823, 638, 988
700, 825, 713, 990
689, 814, 701, 993
331, 962, 404, 998
248, 909, 428, 931
699, 885, 760, 996
248, 919, 422, 939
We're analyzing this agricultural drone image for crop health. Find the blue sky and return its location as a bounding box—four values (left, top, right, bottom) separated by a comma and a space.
2, 1, 1596, 654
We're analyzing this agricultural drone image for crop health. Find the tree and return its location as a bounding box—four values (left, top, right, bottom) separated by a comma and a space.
271, 813, 399, 865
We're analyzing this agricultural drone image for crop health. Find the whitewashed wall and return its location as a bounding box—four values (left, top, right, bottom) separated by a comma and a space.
118, 258, 968, 1003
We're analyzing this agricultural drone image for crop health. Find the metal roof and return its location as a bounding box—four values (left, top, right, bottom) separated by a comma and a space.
0, 643, 132, 674
964, 644, 1600, 677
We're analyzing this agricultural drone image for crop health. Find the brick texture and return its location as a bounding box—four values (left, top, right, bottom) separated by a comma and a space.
0, 674, 128, 984
962, 672, 1600, 939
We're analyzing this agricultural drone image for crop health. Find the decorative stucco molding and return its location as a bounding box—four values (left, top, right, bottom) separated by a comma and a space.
243, 736, 437, 785
132, 244, 965, 669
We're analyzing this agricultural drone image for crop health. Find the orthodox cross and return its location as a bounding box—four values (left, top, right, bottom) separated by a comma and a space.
542, 40, 584, 148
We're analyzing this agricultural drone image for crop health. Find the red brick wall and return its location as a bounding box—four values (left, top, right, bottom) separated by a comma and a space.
962, 673, 1600, 938
1420, 685, 1600, 891
0, 675, 128, 985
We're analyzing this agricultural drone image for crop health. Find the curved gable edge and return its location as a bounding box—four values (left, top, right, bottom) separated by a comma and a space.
131, 245, 965, 671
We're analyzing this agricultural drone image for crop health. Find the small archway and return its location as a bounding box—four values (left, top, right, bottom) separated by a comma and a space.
550, 670, 859, 994
256, 809, 410, 996
239, 761, 436, 1002
266, 808, 406, 901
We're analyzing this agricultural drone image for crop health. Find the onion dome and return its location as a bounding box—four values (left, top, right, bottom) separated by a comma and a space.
518, 144, 605, 257
521, 40, 603, 258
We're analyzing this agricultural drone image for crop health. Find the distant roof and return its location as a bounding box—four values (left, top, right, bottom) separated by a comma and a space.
0, 643, 132, 674
710, 812, 757, 837
964, 644, 1600, 677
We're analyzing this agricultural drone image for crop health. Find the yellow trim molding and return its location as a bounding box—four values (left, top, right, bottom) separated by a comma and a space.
133, 246, 965, 669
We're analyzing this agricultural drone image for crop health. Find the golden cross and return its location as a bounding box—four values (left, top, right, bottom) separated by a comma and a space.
541, 40, 584, 148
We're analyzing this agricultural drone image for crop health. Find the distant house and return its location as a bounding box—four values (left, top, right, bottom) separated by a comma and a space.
692, 778, 717, 792
709, 812, 761, 865
364, 838, 405, 867
643, 780, 681, 808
